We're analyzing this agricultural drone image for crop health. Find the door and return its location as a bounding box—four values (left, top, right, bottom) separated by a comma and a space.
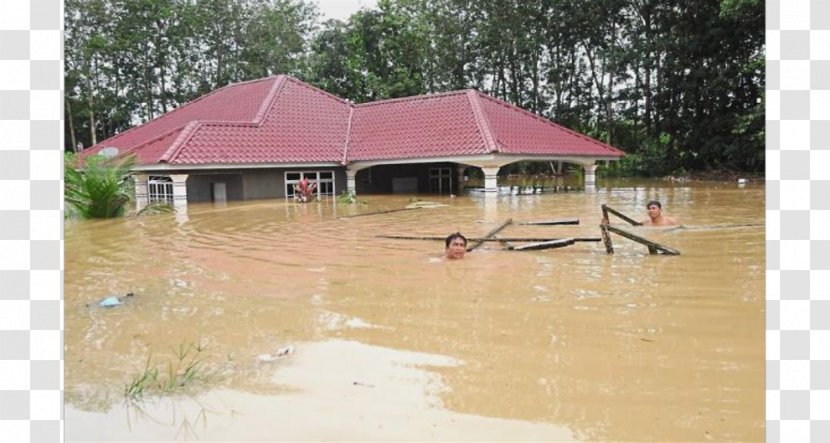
429, 168, 452, 194
212, 182, 227, 203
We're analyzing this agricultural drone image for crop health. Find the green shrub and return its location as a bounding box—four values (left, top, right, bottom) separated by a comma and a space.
65, 154, 135, 218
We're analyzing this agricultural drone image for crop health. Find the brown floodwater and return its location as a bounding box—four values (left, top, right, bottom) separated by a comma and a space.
64, 178, 765, 441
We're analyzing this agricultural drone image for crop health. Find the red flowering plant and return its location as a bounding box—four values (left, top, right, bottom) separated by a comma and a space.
293, 177, 318, 203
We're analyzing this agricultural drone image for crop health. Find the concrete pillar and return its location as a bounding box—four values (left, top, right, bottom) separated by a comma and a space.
133, 174, 149, 212
169, 174, 189, 210
456, 165, 466, 194
345, 167, 358, 196
584, 163, 598, 191
480, 167, 500, 194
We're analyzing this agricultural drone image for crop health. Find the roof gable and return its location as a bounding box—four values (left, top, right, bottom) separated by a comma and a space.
347, 90, 489, 161
474, 92, 623, 157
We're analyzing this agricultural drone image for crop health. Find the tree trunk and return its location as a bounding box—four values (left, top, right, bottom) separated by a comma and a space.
66, 97, 77, 151
87, 93, 96, 146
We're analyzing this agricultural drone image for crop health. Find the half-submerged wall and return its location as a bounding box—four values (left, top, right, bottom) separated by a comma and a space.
356, 162, 458, 194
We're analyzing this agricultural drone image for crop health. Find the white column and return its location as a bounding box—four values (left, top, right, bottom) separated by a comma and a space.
133, 174, 149, 212
480, 167, 500, 194
584, 163, 598, 191
345, 167, 358, 196
169, 174, 189, 210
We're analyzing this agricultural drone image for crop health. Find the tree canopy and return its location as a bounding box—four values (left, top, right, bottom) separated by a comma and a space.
65, 0, 764, 176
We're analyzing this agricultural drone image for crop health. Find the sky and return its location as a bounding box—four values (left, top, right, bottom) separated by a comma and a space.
314, 0, 379, 21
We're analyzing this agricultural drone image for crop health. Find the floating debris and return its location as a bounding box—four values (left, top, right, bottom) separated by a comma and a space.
276, 345, 295, 356
92, 292, 134, 308
256, 345, 295, 362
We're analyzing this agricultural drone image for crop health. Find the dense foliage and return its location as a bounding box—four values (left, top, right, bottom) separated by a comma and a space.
65, 153, 136, 218
65, 0, 763, 176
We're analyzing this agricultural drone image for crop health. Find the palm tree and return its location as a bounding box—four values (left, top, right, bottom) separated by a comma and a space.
65, 153, 136, 218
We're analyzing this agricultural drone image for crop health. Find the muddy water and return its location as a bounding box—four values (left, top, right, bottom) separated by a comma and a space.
64, 179, 765, 441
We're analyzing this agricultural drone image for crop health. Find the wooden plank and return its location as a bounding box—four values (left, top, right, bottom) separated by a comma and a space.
467, 218, 512, 252
602, 204, 643, 226
493, 234, 515, 251
600, 223, 614, 254
605, 225, 681, 255
680, 223, 763, 231
377, 235, 601, 242
517, 217, 579, 226
510, 238, 576, 251
339, 207, 420, 219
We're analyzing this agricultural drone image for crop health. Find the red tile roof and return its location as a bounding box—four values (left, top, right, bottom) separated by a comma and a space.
82, 75, 624, 166
347, 91, 490, 161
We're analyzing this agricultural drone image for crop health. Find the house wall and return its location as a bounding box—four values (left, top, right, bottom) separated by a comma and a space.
154, 163, 462, 204
180, 167, 348, 202
356, 162, 457, 194
242, 169, 283, 199
186, 173, 244, 202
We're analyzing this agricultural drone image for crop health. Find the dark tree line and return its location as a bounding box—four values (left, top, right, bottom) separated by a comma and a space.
65, 0, 763, 175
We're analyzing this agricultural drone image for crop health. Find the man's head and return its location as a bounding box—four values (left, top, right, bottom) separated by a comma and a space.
646, 200, 663, 220
445, 232, 468, 259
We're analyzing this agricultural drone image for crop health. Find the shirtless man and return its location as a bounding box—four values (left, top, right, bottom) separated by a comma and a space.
642, 200, 680, 226
444, 232, 468, 260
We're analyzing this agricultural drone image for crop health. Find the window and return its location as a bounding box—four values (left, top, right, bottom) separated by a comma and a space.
148, 176, 174, 204
429, 168, 453, 194
285, 170, 336, 198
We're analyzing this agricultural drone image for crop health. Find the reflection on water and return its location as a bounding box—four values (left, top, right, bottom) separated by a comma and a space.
65, 179, 764, 441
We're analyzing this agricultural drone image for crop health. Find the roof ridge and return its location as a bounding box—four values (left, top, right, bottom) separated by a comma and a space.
252, 76, 288, 124
285, 76, 353, 105
112, 126, 184, 160
159, 121, 202, 163
88, 76, 280, 152
341, 106, 355, 165
476, 93, 624, 154
158, 120, 264, 164
466, 90, 501, 153
355, 89, 468, 108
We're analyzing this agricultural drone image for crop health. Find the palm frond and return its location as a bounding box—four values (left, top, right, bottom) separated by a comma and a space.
65, 154, 136, 219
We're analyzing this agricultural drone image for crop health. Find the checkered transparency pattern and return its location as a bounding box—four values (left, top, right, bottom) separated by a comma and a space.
0, 0, 63, 442
768, 0, 830, 441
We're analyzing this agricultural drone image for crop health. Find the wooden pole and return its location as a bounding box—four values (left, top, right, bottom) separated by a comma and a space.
377, 235, 601, 243
517, 217, 579, 225
604, 225, 681, 255
510, 238, 576, 251
493, 234, 515, 251
601, 204, 642, 226
600, 224, 614, 254
467, 218, 512, 252
339, 207, 421, 219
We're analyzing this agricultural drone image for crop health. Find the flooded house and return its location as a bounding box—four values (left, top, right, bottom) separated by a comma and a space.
78, 75, 624, 211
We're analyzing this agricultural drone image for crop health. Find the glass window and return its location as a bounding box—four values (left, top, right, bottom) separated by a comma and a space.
148, 176, 174, 205
428, 168, 453, 194
285, 170, 336, 199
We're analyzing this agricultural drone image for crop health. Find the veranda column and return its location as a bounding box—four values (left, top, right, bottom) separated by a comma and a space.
456, 165, 466, 194
345, 167, 358, 195
169, 174, 189, 210
480, 167, 500, 194
133, 174, 149, 212
584, 163, 599, 191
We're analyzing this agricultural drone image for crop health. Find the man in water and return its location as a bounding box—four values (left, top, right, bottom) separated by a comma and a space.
445, 232, 468, 260
642, 200, 680, 226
